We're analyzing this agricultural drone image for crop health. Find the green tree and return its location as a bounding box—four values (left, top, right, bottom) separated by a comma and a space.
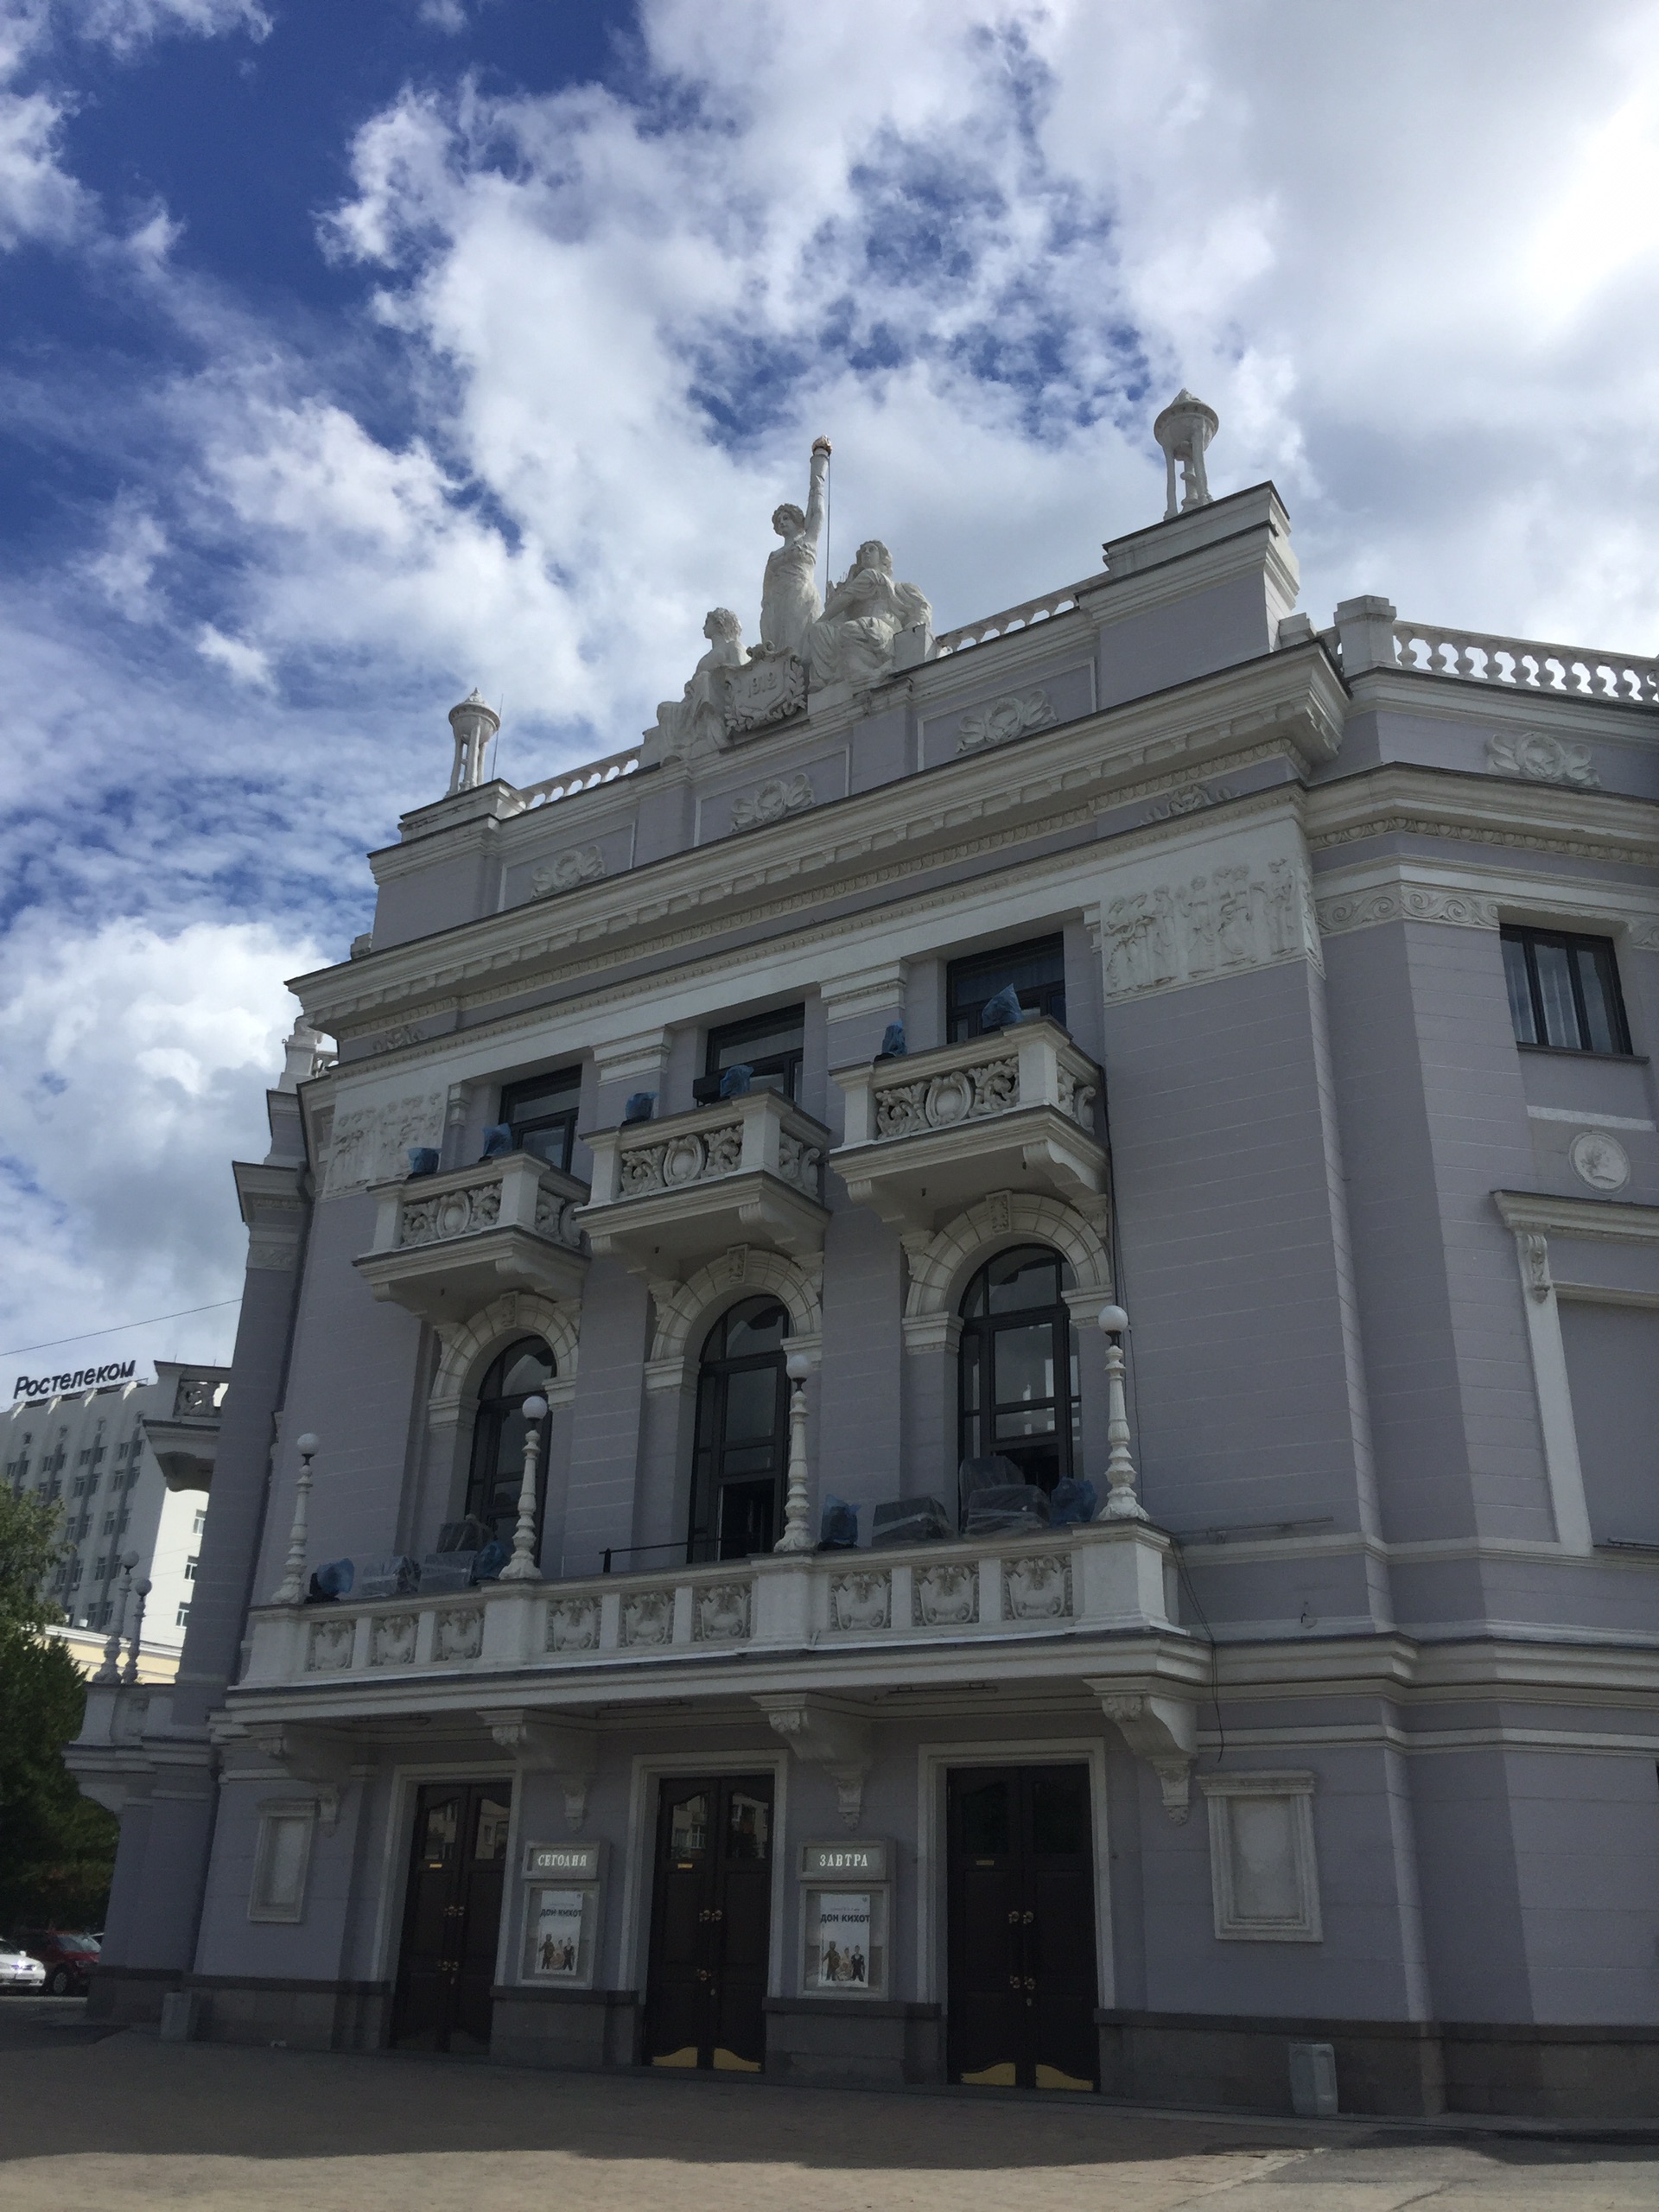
0, 1487, 118, 1931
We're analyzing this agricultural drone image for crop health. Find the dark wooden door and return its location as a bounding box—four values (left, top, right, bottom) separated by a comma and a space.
645, 1774, 774, 2071
391, 1777, 513, 2052
946, 1764, 1098, 2090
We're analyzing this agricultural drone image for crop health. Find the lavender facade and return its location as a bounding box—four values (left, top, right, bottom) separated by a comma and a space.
73, 409, 1659, 2115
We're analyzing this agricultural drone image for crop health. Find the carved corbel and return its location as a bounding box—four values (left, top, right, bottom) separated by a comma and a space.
754, 1694, 872, 1828
1088, 1684, 1198, 1825
479, 1707, 598, 1833
243, 1721, 358, 1832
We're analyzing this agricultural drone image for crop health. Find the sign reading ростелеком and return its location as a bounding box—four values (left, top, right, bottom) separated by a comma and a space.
14, 1361, 137, 1401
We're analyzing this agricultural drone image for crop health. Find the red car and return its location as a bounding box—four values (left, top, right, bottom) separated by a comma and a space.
14, 1929, 99, 1996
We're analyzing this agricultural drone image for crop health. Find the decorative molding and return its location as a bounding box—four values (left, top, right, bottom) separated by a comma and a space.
829, 1569, 891, 1632
725, 647, 806, 736
547, 1594, 600, 1653
1003, 1553, 1071, 1622
305, 1619, 354, 1673
399, 1178, 501, 1246
645, 1246, 823, 1374
433, 1606, 483, 1662
620, 1588, 673, 1648
1097, 857, 1317, 1003
531, 844, 607, 898
731, 771, 815, 830
478, 1707, 596, 1831
369, 1613, 416, 1668
1316, 885, 1500, 936
913, 1561, 977, 1627
1144, 781, 1232, 823
957, 689, 1057, 753
1487, 731, 1600, 789
1568, 1129, 1631, 1193
1200, 1770, 1322, 1942
900, 1192, 1111, 1348
693, 1580, 753, 1642
429, 1291, 580, 1418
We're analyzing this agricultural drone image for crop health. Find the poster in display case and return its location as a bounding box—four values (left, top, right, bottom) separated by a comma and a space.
798, 1840, 891, 1999
519, 1840, 604, 1989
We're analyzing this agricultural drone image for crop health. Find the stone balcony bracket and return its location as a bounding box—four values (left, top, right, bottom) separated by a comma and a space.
353, 1151, 590, 1323
830, 1018, 1108, 1232
1085, 1677, 1200, 1826
477, 1706, 599, 1830
579, 1089, 830, 1271
753, 1693, 873, 1827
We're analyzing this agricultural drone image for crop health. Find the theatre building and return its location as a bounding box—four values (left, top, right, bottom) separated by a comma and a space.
73, 397, 1659, 2117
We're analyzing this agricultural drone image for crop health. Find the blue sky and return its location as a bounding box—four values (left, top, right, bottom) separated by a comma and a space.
3, 0, 1659, 1385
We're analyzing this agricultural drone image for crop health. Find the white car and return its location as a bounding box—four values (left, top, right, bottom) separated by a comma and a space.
0, 1943, 46, 1990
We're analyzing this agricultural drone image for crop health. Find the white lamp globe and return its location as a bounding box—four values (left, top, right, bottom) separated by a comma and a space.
522, 1395, 550, 1421
1096, 1305, 1129, 1336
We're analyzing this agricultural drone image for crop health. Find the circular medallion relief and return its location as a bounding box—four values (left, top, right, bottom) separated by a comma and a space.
1568, 1128, 1630, 1192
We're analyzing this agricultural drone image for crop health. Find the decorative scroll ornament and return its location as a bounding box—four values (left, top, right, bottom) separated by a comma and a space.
532, 844, 606, 897
1316, 885, 1500, 936
732, 770, 815, 830
1144, 782, 1232, 823
619, 1122, 744, 1196
694, 1582, 752, 1641
621, 1589, 672, 1647
547, 1596, 600, 1653
400, 1179, 501, 1247
1486, 731, 1599, 788
914, 1561, 977, 1627
434, 1607, 483, 1662
1004, 1554, 1071, 1621
1568, 1129, 1630, 1192
306, 1619, 354, 1672
957, 689, 1057, 753
874, 1055, 1018, 1139
371, 1614, 417, 1667
830, 1570, 891, 1631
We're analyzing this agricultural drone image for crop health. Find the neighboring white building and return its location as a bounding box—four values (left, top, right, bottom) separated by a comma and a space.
3, 1361, 229, 1661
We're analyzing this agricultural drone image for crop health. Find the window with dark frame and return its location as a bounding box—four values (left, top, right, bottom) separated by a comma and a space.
688, 1297, 791, 1562
957, 1244, 1081, 1494
696, 1006, 805, 1103
946, 936, 1067, 1042
500, 1067, 583, 1172
464, 1338, 556, 1547
1501, 926, 1632, 1057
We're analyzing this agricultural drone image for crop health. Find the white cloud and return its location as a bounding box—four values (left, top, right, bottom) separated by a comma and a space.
0, 79, 86, 246
82, 497, 168, 621
0, 916, 322, 1375
194, 621, 273, 687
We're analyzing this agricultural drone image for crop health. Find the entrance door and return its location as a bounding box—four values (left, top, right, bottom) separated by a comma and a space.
644, 1774, 774, 2071
391, 1778, 513, 2052
946, 1764, 1099, 2090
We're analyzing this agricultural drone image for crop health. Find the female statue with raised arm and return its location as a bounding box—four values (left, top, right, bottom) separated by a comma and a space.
760, 438, 830, 662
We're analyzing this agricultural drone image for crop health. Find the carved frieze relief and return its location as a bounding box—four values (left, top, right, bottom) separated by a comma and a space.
957, 689, 1057, 753
399, 1179, 501, 1247
434, 1607, 483, 1662
621, 1589, 673, 1647
370, 1613, 417, 1668
325, 1090, 448, 1197
532, 843, 607, 898
830, 1570, 891, 1632
694, 1582, 752, 1641
732, 770, 816, 831
913, 1561, 977, 1628
1003, 1554, 1071, 1622
1096, 856, 1316, 1004
1315, 884, 1501, 936
1486, 731, 1599, 789
547, 1596, 600, 1653
305, 1619, 354, 1673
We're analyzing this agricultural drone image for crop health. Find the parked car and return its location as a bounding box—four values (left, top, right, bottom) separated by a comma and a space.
0, 1943, 47, 1992
13, 1929, 99, 1995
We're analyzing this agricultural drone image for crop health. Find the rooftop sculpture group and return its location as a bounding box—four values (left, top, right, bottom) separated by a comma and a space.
655, 438, 933, 760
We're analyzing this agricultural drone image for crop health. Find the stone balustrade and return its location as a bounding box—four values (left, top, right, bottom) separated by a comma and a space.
1391, 619, 1659, 706
233, 1517, 1187, 1705
512, 743, 643, 811
932, 582, 1087, 657
831, 1017, 1106, 1230
580, 1089, 830, 1266
353, 1152, 590, 1319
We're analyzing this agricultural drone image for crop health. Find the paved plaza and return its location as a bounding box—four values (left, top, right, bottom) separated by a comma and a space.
0, 2002, 1656, 2212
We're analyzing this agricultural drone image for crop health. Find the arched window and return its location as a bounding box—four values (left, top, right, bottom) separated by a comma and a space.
958, 1245, 1079, 1493
465, 1338, 556, 1546
690, 1297, 790, 1562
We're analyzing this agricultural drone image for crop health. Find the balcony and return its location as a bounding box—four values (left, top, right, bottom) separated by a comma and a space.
830, 1018, 1106, 1230
354, 1152, 590, 1323
580, 1089, 830, 1268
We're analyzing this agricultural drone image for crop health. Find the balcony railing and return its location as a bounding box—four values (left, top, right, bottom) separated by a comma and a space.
830, 1018, 1105, 1229
354, 1152, 590, 1321
233, 1517, 1185, 1701
580, 1089, 830, 1267
1389, 620, 1659, 706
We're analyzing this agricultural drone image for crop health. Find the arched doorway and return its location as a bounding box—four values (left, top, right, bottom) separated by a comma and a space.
465, 1337, 556, 1547
689, 1297, 790, 1561
957, 1245, 1079, 1493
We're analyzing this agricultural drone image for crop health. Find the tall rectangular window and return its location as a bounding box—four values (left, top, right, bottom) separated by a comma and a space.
1501, 926, 1631, 1055
697, 1007, 805, 1103
500, 1066, 582, 1172
947, 935, 1067, 1042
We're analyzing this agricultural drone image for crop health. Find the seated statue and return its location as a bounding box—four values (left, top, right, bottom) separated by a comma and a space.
657, 608, 745, 759
807, 541, 931, 690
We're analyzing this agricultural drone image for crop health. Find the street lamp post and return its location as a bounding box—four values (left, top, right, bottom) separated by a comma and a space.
499, 1394, 550, 1582
271, 1434, 320, 1605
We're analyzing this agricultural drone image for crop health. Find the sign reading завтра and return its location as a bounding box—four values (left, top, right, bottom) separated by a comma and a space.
14, 1360, 137, 1402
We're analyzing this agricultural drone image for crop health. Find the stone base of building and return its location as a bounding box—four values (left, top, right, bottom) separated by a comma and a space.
762, 1998, 944, 2088
86, 1964, 182, 2025
1098, 2009, 1659, 2120
182, 1974, 391, 2051
490, 1987, 640, 2070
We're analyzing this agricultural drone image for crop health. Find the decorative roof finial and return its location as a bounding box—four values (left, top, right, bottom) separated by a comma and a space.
447, 689, 499, 794
1153, 390, 1219, 521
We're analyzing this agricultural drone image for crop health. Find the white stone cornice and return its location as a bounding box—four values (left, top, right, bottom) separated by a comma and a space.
1344, 664, 1659, 750
1315, 850, 1659, 944
1493, 1188, 1659, 1245
289, 652, 1346, 1040
1306, 763, 1659, 868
